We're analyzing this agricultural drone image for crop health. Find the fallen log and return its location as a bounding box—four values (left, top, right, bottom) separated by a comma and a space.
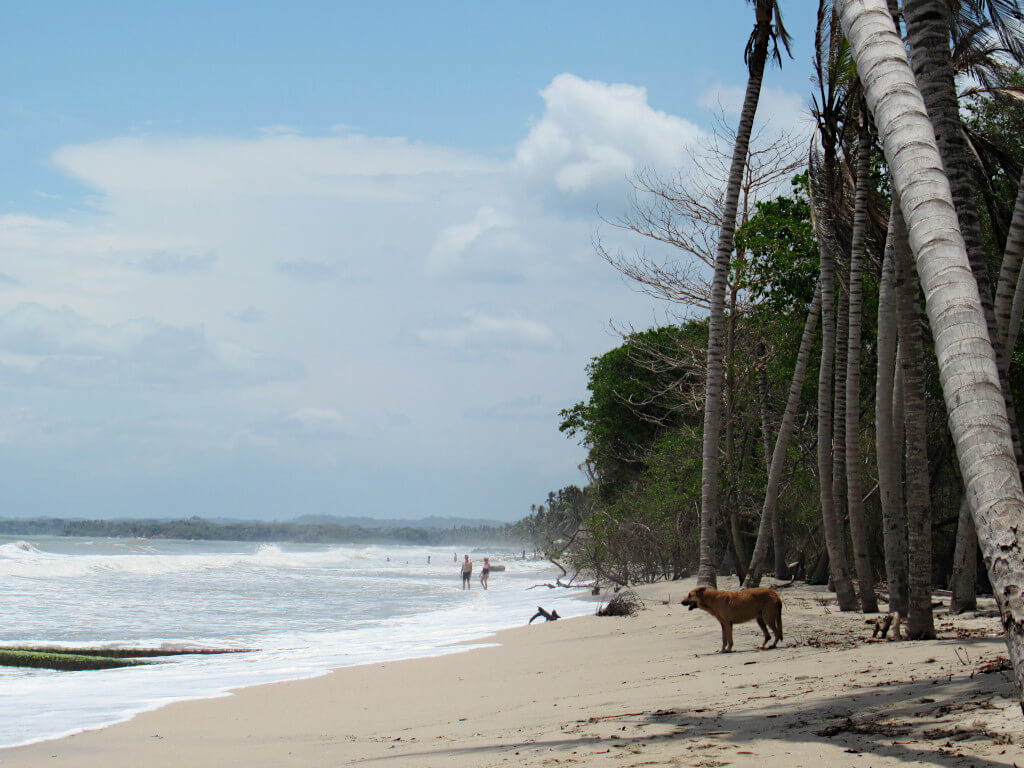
528, 606, 561, 624
0, 649, 148, 671
0, 646, 260, 658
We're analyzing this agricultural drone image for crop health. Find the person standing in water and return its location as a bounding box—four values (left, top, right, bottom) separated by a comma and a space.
480, 557, 491, 590
460, 555, 473, 589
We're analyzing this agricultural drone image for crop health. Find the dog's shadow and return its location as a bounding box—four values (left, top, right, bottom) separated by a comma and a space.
690, 646, 779, 658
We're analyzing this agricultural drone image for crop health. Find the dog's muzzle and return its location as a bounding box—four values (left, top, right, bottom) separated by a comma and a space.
681, 600, 698, 611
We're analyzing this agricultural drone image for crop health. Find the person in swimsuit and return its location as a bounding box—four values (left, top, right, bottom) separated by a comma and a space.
480, 557, 491, 590
461, 555, 473, 589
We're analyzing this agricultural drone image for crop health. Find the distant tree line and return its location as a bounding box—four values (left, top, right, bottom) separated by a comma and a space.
0, 516, 529, 547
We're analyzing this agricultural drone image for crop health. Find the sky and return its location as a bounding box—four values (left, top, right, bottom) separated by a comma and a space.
0, 1, 817, 522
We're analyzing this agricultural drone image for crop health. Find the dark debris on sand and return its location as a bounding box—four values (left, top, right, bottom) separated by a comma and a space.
597, 589, 644, 617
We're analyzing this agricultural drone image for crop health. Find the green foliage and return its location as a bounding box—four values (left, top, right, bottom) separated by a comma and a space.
734, 173, 819, 314
548, 303, 828, 584
513, 485, 591, 552
572, 426, 703, 583
559, 324, 705, 500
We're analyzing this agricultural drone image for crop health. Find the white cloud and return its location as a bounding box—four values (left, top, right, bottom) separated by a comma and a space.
515, 73, 705, 196
52, 134, 499, 202
0, 302, 297, 389
128, 249, 216, 273
415, 311, 555, 350
699, 82, 811, 137
0, 71, 711, 518
287, 407, 349, 438
426, 206, 537, 281
229, 306, 265, 324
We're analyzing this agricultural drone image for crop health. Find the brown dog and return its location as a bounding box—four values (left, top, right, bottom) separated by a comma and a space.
681, 586, 783, 652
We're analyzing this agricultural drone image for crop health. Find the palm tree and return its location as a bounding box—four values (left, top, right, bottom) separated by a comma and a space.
810, 155, 859, 611
845, 116, 878, 613
919, 2, 1024, 611
904, 0, 1024, 470
876, 199, 909, 620
697, 0, 791, 588
996, 170, 1024, 351
744, 282, 822, 587
832, 243, 851, 584
841, 0, 1024, 694
810, 0, 859, 611
892, 197, 936, 639
949, 493, 978, 613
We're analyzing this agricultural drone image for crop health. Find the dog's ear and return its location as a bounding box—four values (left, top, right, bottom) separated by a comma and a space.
694, 586, 707, 595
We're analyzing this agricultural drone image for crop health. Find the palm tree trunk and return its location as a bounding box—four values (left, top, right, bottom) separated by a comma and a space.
892, 198, 936, 640
950, 493, 978, 614
904, 0, 1024, 474
833, 248, 851, 582
758, 336, 791, 580
842, 0, 1024, 690
996, 169, 1024, 351
758, 340, 771, 468
745, 283, 822, 587
877, 199, 910, 619
1010, 260, 1024, 357
811, 174, 859, 611
726, 284, 747, 584
697, 15, 772, 588
846, 119, 879, 613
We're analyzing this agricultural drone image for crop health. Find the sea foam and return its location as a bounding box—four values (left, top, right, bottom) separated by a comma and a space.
0, 535, 589, 749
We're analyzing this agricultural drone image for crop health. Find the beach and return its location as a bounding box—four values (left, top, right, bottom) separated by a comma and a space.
2, 580, 1022, 767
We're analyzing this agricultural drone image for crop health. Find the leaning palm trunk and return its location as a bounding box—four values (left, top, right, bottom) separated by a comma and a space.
996, 169, 1024, 352
811, 169, 859, 611
846, 120, 878, 613
744, 283, 823, 587
876, 199, 909, 619
950, 493, 979, 614
842, 0, 1024, 693
1010, 260, 1024, 357
725, 289, 748, 584
697, 16, 772, 589
904, 0, 1024, 474
756, 339, 790, 579
892, 198, 936, 640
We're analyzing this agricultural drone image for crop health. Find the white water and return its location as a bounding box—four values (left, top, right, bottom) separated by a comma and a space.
0, 535, 590, 748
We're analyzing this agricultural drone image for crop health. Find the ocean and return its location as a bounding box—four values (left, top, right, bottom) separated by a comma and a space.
0, 535, 592, 749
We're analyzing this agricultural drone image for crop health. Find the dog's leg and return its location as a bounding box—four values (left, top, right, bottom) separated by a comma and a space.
724, 622, 734, 652
720, 620, 730, 652
770, 611, 782, 647
756, 617, 770, 648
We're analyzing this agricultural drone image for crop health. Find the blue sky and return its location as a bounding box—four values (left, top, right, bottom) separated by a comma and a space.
0, 2, 816, 522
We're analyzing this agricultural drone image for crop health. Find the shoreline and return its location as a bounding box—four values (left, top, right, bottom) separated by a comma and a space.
2, 580, 1022, 767
0, 576, 597, 753
0, 539, 590, 751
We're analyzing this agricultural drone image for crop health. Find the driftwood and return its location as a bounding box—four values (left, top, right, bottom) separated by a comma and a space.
528, 606, 561, 624
528, 578, 598, 591
867, 612, 903, 640
597, 589, 644, 617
